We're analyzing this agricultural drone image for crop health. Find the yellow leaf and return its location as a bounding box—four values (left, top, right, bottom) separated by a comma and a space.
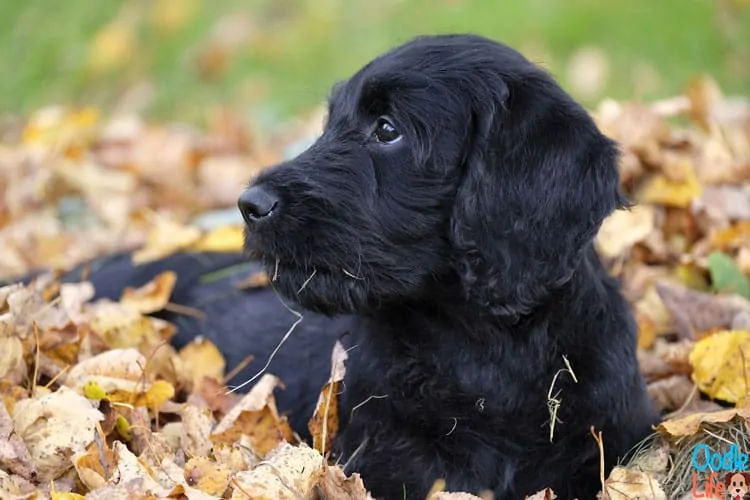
51, 492, 87, 500
189, 224, 245, 253
178, 338, 226, 388
689, 330, 750, 402
120, 271, 177, 314
638, 165, 702, 208
656, 407, 750, 439
133, 379, 175, 409
183, 456, 231, 496
133, 219, 203, 265
22, 107, 100, 147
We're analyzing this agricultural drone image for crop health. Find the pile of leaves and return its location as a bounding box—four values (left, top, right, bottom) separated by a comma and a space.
0, 75, 749, 499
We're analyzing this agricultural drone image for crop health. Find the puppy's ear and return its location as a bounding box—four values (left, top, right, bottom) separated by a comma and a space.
450, 71, 627, 317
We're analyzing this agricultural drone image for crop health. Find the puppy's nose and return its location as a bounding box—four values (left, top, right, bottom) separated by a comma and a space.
238, 186, 279, 225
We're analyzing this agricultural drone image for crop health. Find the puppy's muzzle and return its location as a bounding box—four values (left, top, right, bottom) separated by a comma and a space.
238, 185, 279, 226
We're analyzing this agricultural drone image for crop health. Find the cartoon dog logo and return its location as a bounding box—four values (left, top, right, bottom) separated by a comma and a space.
726, 472, 750, 500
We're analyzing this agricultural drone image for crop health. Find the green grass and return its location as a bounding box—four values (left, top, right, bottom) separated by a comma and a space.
0, 0, 748, 125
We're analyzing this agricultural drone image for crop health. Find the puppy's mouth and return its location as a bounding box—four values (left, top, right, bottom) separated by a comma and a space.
253, 252, 364, 289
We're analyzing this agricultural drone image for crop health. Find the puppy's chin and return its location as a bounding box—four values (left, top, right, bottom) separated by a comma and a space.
258, 257, 367, 316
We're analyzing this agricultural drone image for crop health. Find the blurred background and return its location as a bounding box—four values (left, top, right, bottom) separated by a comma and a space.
2, 0, 749, 126
1, 0, 749, 280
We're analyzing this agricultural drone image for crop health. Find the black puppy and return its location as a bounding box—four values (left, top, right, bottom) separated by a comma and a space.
238, 34, 657, 499
10, 34, 657, 499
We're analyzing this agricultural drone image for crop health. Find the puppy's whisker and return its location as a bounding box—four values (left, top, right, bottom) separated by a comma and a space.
349, 394, 388, 421
297, 267, 317, 294
225, 294, 303, 394
342, 268, 364, 280
272, 258, 280, 282
445, 417, 458, 436
340, 436, 369, 472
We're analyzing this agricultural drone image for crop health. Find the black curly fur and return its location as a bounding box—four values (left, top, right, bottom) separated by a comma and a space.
238, 34, 658, 499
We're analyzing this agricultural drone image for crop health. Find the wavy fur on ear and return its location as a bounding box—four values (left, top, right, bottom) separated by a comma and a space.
450, 64, 628, 318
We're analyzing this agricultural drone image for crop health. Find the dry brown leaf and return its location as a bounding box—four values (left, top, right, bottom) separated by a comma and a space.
656, 407, 750, 439
524, 488, 557, 500
72, 442, 117, 491
0, 403, 36, 480
119, 271, 177, 314
602, 466, 666, 500
0, 469, 36, 500
211, 374, 294, 456
108, 440, 168, 495
646, 375, 696, 412
12, 387, 104, 482
230, 443, 323, 500
181, 401, 216, 458
314, 465, 370, 500
65, 347, 148, 393
309, 340, 348, 455
655, 280, 750, 339
0, 333, 25, 386
431, 494, 485, 500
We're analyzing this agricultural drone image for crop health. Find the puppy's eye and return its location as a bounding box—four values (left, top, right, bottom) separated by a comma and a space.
373, 118, 402, 144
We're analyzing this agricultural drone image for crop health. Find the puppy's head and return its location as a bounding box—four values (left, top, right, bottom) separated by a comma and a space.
239, 34, 626, 316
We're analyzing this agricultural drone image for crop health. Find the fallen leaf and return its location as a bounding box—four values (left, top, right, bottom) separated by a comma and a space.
178, 337, 226, 389
596, 205, 656, 260
0, 469, 36, 500
309, 340, 348, 455
602, 466, 666, 500
647, 375, 696, 412
638, 163, 702, 208
132, 218, 203, 265
656, 407, 750, 439
12, 387, 104, 482
183, 456, 231, 496
655, 280, 750, 339
181, 401, 216, 458
230, 443, 323, 500
689, 329, 750, 403
190, 224, 245, 253
119, 271, 177, 314
72, 442, 116, 491
211, 374, 294, 456
0, 403, 36, 480
524, 488, 557, 500
108, 440, 168, 495
314, 465, 370, 500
